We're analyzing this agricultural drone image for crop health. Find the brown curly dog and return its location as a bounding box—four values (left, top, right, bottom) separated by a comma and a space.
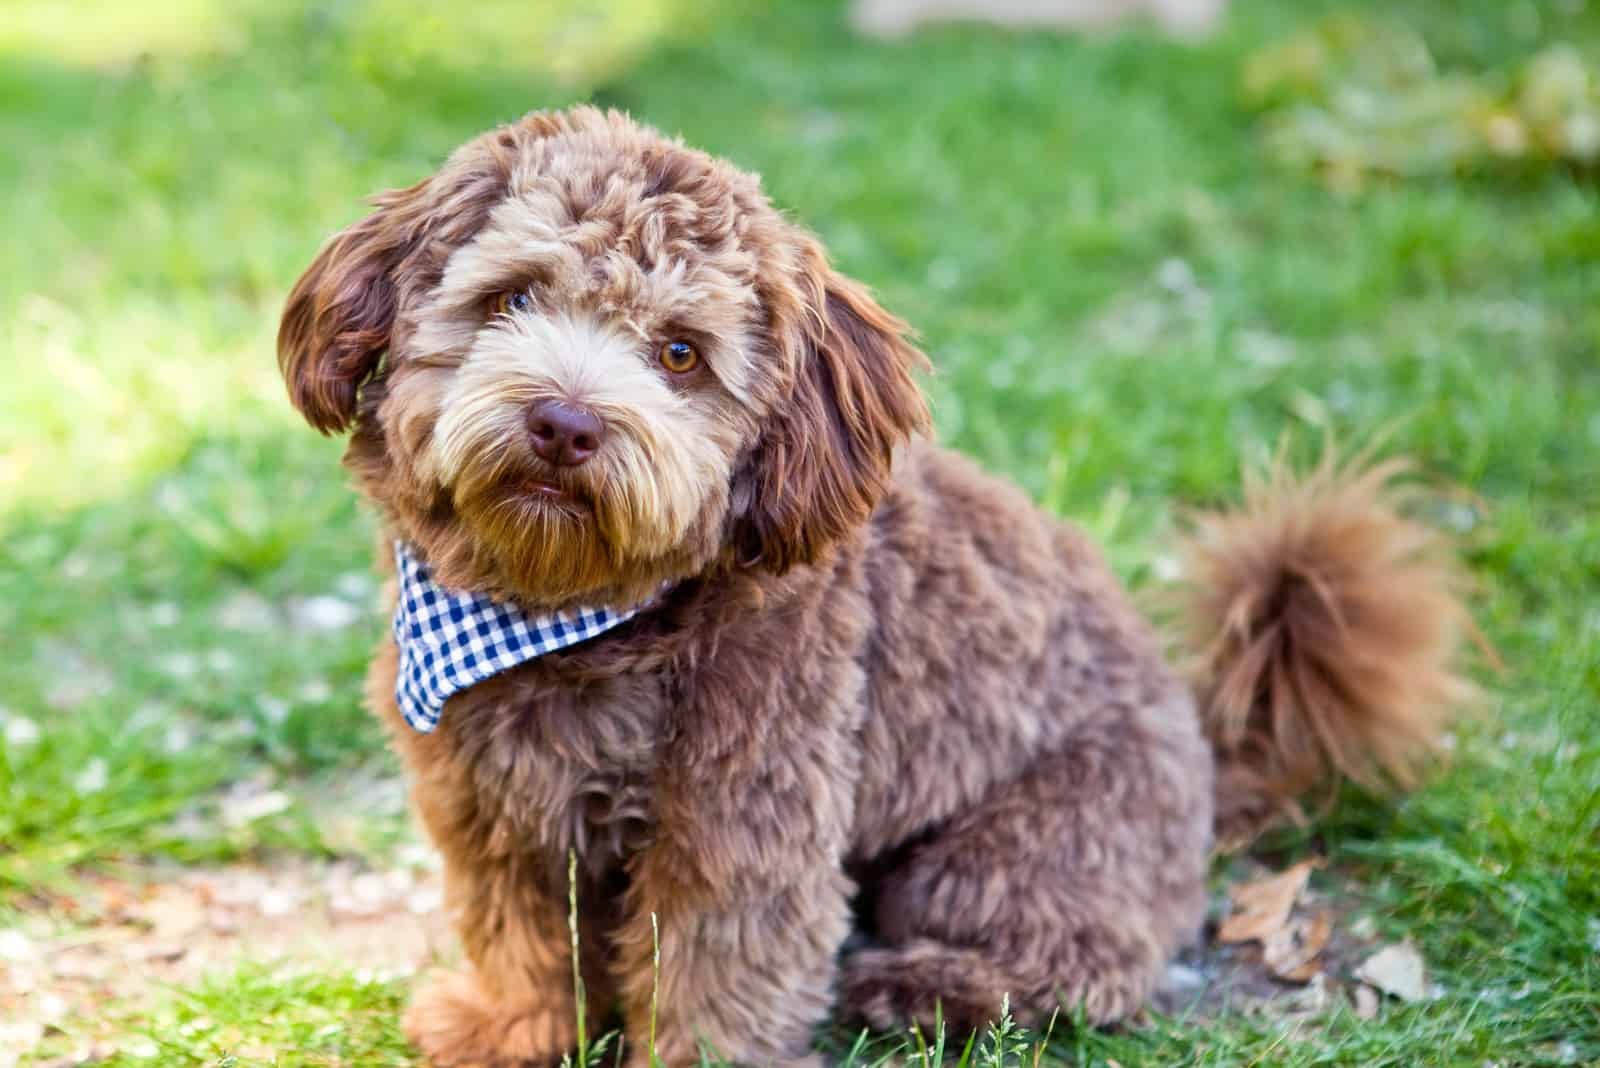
277, 107, 1473, 1068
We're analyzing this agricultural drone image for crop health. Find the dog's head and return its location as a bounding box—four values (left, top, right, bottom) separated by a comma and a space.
279, 108, 927, 608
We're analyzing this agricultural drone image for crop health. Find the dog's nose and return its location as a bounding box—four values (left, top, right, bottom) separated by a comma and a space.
527, 400, 604, 466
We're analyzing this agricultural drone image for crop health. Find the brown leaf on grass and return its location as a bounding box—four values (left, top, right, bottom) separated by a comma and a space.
1217, 859, 1320, 944
1354, 941, 1429, 1002
1279, 971, 1332, 1016
1262, 910, 1332, 982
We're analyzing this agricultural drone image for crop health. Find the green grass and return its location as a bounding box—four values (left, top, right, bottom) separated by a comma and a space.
2, 0, 1596, 1064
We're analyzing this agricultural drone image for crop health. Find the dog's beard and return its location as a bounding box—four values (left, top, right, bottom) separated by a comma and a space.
460, 481, 631, 607
424, 331, 734, 606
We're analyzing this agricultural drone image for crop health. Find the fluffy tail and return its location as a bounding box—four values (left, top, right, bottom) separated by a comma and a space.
1170, 450, 1480, 848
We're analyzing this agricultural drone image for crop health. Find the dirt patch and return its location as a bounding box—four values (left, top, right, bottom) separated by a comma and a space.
2, 853, 1402, 1065
0, 854, 454, 1065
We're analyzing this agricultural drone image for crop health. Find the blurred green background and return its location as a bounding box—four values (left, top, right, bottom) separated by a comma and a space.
0, 1, 1596, 1064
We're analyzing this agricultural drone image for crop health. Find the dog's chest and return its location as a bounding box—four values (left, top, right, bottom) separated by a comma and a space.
452, 666, 665, 866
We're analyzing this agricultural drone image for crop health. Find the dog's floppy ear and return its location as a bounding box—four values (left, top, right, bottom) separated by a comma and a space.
740, 237, 931, 571
277, 129, 527, 433
277, 179, 439, 434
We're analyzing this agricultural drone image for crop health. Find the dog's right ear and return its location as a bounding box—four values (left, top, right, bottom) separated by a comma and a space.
276, 179, 436, 434
277, 125, 526, 434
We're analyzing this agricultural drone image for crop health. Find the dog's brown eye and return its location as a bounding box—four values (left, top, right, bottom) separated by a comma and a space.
494, 291, 533, 316
659, 340, 700, 374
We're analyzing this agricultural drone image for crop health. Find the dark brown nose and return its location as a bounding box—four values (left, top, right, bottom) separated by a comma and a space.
527, 400, 604, 466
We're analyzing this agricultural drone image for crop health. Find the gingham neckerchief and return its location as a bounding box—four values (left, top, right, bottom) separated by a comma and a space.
392, 541, 651, 733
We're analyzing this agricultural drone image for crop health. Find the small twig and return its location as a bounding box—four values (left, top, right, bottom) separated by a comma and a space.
649, 911, 661, 1068
569, 850, 588, 1068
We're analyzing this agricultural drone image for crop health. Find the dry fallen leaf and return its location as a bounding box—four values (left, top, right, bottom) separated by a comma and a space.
1279, 971, 1332, 1016
133, 887, 207, 942
1217, 859, 1319, 944
1352, 982, 1380, 1019
1263, 909, 1333, 982
1355, 941, 1429, 1002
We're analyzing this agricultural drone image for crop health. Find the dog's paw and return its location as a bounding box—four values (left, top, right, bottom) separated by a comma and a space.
837, 948, 915, 1031
838, 944, 1007, 1034
403, 969, 575, 1068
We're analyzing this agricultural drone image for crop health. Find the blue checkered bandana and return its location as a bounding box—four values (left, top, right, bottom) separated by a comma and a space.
392, 541, 651, 732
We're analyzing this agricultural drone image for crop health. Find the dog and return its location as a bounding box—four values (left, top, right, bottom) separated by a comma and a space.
278, 107, 1472, 1067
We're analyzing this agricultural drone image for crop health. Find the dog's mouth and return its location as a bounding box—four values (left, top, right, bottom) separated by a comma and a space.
515, 476, 593, 514
526, 478, 567, 499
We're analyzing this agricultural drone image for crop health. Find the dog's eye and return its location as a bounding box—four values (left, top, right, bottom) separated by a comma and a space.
493, 291, 533, 316
658, 340, 700, 374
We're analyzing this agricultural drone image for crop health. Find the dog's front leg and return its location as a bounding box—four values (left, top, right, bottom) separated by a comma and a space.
618, 867, 851, 1068
403, 846, 588, 1068
395, 732, 596, 1068
614, 699, 860, 1068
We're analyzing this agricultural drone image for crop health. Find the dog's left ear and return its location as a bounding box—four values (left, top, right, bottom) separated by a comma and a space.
738, 237, 931, 571
278, 128, 521, 434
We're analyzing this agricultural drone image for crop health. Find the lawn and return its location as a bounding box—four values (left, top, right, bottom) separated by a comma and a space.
1, 0, 1596, 1065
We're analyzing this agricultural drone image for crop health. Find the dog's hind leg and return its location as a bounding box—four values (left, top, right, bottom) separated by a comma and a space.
840, 695, 1212, 1032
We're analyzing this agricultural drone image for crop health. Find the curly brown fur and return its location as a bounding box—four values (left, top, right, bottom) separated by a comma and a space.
1172, 451, 1478, 846
279, 107, 1475, 1067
